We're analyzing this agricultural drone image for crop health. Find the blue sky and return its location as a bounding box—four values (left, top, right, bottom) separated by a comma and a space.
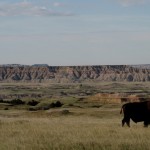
0, 0, 150, 66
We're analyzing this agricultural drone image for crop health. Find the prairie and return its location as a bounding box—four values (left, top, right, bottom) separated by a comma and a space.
0, 107, 150, 150
0, 82, 150, 150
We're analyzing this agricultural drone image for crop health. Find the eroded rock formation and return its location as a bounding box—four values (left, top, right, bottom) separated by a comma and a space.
0, 65, 150, 82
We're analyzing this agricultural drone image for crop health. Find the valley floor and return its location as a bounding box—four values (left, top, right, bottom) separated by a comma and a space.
0, 82, 150, 150
0, 107, 150, 150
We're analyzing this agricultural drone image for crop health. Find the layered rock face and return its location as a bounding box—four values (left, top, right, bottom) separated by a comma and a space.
0, 65, 150, 82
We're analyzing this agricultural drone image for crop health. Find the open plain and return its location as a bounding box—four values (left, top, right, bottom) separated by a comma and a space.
0, 82, 150, 150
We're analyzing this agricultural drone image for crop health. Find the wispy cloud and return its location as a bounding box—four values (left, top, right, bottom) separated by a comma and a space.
53, 2, 65, 7
0, 1, 73, 17
118, 0, 148, 7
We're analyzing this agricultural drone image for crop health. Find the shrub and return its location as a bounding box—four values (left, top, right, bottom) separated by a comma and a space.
55, 101, 63, 107
9, 99, 25, 105
27, 100, 39, 106
28, 101, 63, 111
40, 101, 63, 110
49, 102, 55, 108
0, 99, 4, 103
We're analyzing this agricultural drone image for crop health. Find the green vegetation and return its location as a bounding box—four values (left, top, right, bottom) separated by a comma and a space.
0, 82, 150, 149
0, 82, 150, 110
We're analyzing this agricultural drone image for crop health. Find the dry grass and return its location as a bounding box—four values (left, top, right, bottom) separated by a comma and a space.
0, 108, 150, 150
0, 82, 150, 150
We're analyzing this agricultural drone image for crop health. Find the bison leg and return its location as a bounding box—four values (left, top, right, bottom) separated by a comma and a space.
127, 119, 130, 127
126, 119, 130, 127
122, 117, 130, 127
144, 121, 149, 127
122, 119, 125, 127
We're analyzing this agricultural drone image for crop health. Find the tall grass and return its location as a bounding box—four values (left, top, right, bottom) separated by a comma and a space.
0, 113, 150, 150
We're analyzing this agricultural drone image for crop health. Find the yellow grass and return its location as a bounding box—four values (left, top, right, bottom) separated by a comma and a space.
0, 108, 150, 150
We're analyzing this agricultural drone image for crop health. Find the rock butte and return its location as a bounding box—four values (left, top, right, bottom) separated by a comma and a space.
0, 65, 150, 82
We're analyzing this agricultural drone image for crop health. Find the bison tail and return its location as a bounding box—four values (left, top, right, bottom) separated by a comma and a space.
120, 106, 124, 114
120, 108, 123, 114
120, 105, 125, 114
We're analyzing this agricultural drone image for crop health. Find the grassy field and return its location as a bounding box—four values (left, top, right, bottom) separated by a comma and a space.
0, 106, 150, 150
0, 82, 150, 150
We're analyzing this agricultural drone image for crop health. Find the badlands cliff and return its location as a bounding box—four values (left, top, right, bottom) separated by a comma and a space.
0, 65, 150, 82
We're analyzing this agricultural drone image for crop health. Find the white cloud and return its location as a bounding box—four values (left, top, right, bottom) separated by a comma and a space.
0, 1, 73, 17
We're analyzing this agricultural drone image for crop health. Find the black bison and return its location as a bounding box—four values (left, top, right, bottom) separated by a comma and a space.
120, 101, 150, 127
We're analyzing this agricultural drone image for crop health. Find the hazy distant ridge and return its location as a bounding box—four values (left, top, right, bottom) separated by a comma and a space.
0, 65, 150, 82
132, 64, 150, 69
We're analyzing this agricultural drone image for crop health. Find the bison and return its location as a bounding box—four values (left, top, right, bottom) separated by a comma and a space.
120, 101, 150, 127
